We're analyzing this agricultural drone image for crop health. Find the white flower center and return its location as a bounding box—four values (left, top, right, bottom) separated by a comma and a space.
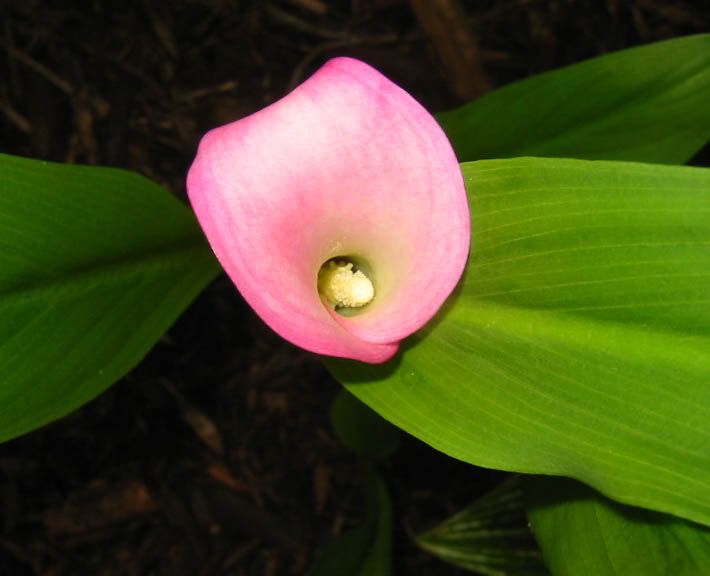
318, 261, 375, 309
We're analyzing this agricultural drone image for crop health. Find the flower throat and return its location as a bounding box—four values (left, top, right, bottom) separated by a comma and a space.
318, 259, 375, 311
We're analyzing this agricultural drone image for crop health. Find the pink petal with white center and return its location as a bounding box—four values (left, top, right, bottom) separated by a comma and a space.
187, 57, 470, 363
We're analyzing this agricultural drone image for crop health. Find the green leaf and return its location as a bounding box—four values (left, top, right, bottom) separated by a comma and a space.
438, 35, 710, 165
307, 525, 374, 576
328, 157, 710, 526
357, 470, 392, 576
0, 153, 220, 442
307, 468, 392, 576
417, 476, 548, 575
330, 389, 400, 461
526, 476, 710, 576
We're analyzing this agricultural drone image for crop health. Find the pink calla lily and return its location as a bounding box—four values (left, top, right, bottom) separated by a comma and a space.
187, 57, 470, 363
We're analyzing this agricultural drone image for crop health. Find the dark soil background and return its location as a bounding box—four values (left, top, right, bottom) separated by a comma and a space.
0, 1, 707, 575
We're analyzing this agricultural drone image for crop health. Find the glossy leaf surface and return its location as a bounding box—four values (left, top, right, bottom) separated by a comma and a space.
0, 154, 220, 442
526, 477, 710, 575
438, 34, 710, 164
328, 157, 710, 525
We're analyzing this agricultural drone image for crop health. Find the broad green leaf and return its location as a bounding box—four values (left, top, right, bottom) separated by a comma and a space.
526, 476, 710, 576
330, 389, 400, 461
417, 476, 548, 575
328, 157, 710, 526
0, 154, 220, 442
438, 35, 710, 165
307, 468, 392, 576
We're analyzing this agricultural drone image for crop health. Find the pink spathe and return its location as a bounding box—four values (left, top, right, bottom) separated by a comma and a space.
187, 57, 470, 363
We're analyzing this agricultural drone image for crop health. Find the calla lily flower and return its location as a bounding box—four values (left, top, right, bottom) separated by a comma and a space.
187, 57, 470, 363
